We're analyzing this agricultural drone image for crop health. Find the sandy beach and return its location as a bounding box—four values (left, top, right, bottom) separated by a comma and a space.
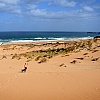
0, 38, 100, 100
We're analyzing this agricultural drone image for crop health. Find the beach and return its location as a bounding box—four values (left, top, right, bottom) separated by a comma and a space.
0, 38, 100, 100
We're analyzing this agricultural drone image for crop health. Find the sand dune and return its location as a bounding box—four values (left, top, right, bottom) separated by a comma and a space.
0, 71, 100, 100
0, 39, 100, 100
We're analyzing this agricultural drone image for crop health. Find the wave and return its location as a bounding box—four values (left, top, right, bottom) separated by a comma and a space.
48, 36, 93, 40
48, 37, 66, 40
67, 36, 93, 40
0, 36, 94, 43
10, 40, 34, 43
34, 37, 47, 40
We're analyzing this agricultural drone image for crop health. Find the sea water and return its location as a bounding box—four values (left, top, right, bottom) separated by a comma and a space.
0, 31, 99, 43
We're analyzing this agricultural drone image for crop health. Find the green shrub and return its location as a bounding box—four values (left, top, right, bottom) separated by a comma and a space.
35, 56, 41, 61
38, 57, 47, 63
12, 53, 18, 59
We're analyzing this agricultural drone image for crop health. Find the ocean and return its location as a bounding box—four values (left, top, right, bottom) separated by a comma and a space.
0, 31, 99, 43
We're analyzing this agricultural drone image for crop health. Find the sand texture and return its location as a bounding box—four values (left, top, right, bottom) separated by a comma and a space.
0, 39, 100, 100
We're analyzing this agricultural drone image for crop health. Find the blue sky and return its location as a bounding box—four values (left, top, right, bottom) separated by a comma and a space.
0, 0, 100, 32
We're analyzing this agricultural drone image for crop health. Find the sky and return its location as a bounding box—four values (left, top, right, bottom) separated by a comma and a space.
0, 0, 100, 32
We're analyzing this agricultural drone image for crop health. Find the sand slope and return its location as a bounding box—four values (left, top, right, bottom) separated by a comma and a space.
0, 71, 100, 100
0, 39, 100, 100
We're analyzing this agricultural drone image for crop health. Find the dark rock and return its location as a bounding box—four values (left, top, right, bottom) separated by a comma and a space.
76, 57, 84, 60
59, 63, 64, 67
94, 36, 100, 39
83, 53, 88, 55
91, 57, 99, 61
70, 60, 76, 64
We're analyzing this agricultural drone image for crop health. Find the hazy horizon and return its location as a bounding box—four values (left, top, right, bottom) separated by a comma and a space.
0, 31, 99, 32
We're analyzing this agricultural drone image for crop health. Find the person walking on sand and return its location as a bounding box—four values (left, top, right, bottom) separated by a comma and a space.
21, 62, 28, 73
24, 62, 28, 69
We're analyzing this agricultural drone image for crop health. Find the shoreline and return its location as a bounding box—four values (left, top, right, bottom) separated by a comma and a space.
1, 38, 93, 45
0, 36, 94, 45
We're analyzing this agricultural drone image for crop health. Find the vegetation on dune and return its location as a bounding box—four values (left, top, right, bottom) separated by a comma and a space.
12, 53, 18, 59
35, 55, 42, 61
38, 57, 47, 63
2, 55, 7, 59
10, 39, 99, 63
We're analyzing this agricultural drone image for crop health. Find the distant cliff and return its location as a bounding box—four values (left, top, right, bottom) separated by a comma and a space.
87, 32, 100, 34
94, 36, 100, 39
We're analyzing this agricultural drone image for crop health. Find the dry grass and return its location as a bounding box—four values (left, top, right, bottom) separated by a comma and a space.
2, 55, 7, 59
10, 39, 99, 63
